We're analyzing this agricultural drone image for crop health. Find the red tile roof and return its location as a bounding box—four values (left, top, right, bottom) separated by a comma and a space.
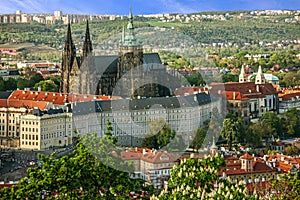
141, 151, 178, 164
279, 92, 300, 101
9, 90, 117, 106
8, 100, 48, 110
241, 153, 254, 160
220, 154, 275, 176
224, 82, 277, 96
211, 82, 277, 101
223, 91, 249, 100
121, 151, 142, 161
0, 99, 8, 108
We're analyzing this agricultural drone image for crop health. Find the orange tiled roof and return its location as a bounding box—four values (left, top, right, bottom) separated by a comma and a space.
240, 153, 254, 160
121, 151, 142, 161
141, 151, 178, 164
223, 91, 250, 100
9, 90, 115, 105
224, 82, 277, 96
0, 99, 8, 108
279, 92, 300, 101
8, 100, 48, 110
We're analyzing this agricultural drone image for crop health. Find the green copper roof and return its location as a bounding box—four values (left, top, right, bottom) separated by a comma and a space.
211, 136, 218, 149
120, 8, 139, 47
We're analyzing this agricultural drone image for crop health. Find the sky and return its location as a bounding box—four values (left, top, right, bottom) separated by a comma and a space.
0, 0, 299, 15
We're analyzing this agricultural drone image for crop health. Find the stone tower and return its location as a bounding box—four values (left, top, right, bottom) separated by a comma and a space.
117, 9, 144, 98
60, 23, 77, 94
239, 65, 247, 83
60, 23, 80, 93
255, 65, 265, 84
79, 20, 97, 95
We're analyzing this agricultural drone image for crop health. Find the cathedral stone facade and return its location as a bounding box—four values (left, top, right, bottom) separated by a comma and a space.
60, 10, 172, 98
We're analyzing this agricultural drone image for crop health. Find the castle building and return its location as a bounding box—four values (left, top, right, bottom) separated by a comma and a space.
211, 66, 278, 125
60, 10, 172, 98
72, 92, 214, 147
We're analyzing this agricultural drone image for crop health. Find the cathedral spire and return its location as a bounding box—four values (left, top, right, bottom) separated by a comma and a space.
81, 20, 93, 63
60, 23, 76, 93
64, 23, 76, 56
121, 8, 137, 46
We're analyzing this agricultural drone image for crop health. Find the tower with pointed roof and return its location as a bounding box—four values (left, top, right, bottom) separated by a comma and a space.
239, 65, 247, 83
255, 65, 266, 84
210, 136, 218, 155
60, 23, 73, 93
81, 20, 93, 64
116, 9, 145, 98
79, 20, 97, 95
60, 23, 79, 94
115, 9, 168, 98
117, 9, 143, 78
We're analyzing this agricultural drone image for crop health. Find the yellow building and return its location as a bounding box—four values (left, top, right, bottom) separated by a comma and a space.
20, 109, 73, 150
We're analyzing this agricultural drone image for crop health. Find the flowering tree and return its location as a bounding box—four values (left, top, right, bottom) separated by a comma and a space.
151, 155, 259, 200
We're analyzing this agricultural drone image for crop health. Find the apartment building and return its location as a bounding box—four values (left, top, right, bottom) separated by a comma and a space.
0, 90, 111, 148
20, 108, 72, 150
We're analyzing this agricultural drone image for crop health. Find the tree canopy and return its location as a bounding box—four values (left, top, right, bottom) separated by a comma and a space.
151, 155, 258, 200
0, 130, 150, 199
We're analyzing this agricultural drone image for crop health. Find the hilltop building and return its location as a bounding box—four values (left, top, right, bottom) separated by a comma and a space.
60, 10, 172, 98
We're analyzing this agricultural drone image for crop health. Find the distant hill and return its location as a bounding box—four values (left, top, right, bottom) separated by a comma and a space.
0, 0, 300, 15
0, 14, 299, 66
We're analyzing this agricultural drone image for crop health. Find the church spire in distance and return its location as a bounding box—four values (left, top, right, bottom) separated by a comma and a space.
60, 23, 76, 93
64, 23, 76, 57
81, 20, 93, 63
255, 65, 265, 84
239, 65, 246, 83
121, 8, 138, 46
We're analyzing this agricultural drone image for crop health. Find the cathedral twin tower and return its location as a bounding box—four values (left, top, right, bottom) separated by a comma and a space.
60, 20, 94, 95
60, 10, 171, 98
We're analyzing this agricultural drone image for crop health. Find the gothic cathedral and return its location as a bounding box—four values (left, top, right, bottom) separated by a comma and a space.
60, 10, 171, 98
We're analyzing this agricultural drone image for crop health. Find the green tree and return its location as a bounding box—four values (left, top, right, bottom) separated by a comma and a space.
284, 145, 299, 156
4, 78, 17, 91
34, 80, 59, 92
45, 76, 61, 88
152, 155, 258, 199
142, 118, 176, 150
0, 134, 148, 199
280, 108, 300, 137
0, 77, 5, 91
246, 121, 274, 147
260, 111, 282, 137
16, 78, 31, 90
29, 73, 44, 87
221, 73, 239, 83
185, 72, 206, 86
272, 172, 300, 200
190, 128, 206, 152
221, 117, 244, 150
